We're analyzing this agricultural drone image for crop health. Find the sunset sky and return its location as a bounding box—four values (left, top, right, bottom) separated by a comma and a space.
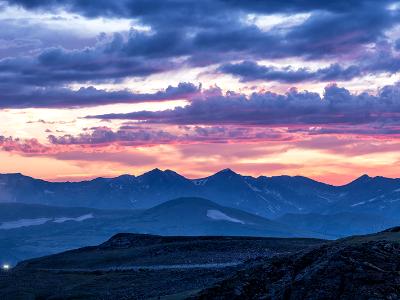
0, 0, 399, 184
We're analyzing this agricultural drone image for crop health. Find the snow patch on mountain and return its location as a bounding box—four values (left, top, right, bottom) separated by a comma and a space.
0, 214, 94, 229
206, 209, 245, 224
351, 201, 366, 207
0, 218, 51, 229
192, 178, 208, 186
53, 214, 94, 223
245, 182, 261, 192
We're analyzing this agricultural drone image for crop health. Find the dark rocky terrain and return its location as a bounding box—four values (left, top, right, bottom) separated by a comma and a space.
2, 228, 400, 299
0, 234, 323, 299
194, 228, 400, 299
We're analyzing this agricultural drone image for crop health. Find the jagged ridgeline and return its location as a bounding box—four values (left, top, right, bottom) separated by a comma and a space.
1, 170, 399, 219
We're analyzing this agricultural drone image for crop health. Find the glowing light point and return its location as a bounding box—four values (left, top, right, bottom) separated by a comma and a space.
2, 264, 10, 270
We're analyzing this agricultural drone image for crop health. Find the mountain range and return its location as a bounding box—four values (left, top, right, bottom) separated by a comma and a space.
1, 169, 399, 265
1, 169, 400, 219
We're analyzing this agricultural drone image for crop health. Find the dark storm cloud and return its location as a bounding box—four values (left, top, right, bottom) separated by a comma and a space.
219, 40, 400, 83
0, 82, 199, 108
219, 61, 362, 83
0, 40, 172, 86
0, 9, 397, 90
89, 84, 400, 127
0, 0, 399, 108
282, 3, 394, 58
5, 0, 390, 19
0, 18, 97, 59
1, 0, 398, 71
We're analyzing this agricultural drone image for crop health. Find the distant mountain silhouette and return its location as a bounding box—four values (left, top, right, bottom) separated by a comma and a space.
1, 170, 399, 218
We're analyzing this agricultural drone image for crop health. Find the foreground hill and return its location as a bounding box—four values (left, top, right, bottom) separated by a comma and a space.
2, 228, 400, 299
0, 234, 324, 299
194, 228, 400, 299
1, 170, 399, 219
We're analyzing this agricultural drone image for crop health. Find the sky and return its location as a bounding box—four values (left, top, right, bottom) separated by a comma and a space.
0, 0, 399, 184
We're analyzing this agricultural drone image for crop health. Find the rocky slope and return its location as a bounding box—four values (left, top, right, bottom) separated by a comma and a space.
2, 228, 400, 299
194, 228, 400, 299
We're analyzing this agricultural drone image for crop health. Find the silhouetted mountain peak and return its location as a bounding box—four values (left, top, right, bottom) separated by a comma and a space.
163, 169, 184, 177
0, 173, 28, 179
139, 168, 170, 179
345, 174, 400, 190
346, 174, 399, 187
212, 168, 239, 178
358, 174, 371, 181
148, 168, 163, 174
114, 174, 136, 182
0, 173, 38, 184
344, 174, 372, 186
137, 168, 190, 186
141, 168, 182, 178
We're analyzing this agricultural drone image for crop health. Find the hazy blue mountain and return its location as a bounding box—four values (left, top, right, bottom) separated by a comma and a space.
327, 175, 400, 217
277, 212, 398, 238
0, 202, 132, 223
132, 197, 308, 237
0, 198, 314, 265
0, 170, 399, 218
0, 203, 143, 264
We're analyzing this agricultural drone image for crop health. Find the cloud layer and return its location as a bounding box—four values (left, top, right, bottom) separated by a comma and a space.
1, 0, 400, 183
0, 82, 199, 108
0, 0, 399, 108
90, 84, 400, 131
